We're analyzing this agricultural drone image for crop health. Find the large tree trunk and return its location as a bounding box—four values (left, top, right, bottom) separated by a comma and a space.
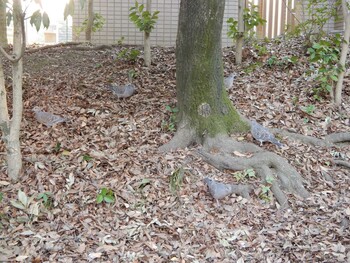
0, 0, 8, 48
85, 0, 93, 42
161, 0, 247, 151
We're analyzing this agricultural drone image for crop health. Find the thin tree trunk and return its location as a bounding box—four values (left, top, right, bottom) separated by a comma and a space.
0, 57, 9, 129
335, 0, 350, 107
144, 0, 151, 67
85, 0, 93, 42
4, 0, 23, 180
235, 0, 245, 64
0, 0, 8, 48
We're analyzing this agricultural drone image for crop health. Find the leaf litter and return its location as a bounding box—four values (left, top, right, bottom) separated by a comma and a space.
0, 38, 349, 262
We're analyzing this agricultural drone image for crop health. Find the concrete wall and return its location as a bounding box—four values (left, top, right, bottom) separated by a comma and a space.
73, 0, 238, 47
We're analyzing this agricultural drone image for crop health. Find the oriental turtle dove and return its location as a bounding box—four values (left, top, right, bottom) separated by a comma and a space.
107, 83, 136, 99
33, 107, 67, 127
204, 177, 236, 202
251, 119, 284, 148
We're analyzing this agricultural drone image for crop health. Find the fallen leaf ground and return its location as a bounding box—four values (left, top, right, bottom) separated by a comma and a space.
0, 38, 350, 262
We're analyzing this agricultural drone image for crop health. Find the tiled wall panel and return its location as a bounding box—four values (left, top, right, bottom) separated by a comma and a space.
73, 0, 238, 47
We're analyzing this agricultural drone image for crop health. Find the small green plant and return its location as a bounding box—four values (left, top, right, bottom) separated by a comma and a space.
161, 105, 178, 133
115, 48, 141, 62
266, 55, 298, 68
117, 36, 125, 45
281, 56, 298, 66
96, 188, 115, 204
227, 1, 266, 41
75, 12, 105, 37
53, 142, 61, 153
129, 49, 141, 61
37, 192, 53, 209
83, 154, 93, 162
307, 35, 343, 99
266, 56, 278, 67
0, 192, 3, 203
259, 175, 275, 202
253, 44, 268, 56
170, 167, 185, 194
292, 96, 299, 106
128, 69, 138, 82
129, 1, 160, 34
232, 168, 256, 182
302, 104, 316, 115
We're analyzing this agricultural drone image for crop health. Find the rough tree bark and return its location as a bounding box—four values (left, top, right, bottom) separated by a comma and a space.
0, 0, 25, 181
160, 0, 312, 208
0, 0, 8, 48
160, 0, 247, 152
144, 0, 152, 67
85, 0, 93, 42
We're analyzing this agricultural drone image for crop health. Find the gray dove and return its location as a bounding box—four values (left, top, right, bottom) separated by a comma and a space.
33, 107, 67, 127
224, 73, 236, 90
204, 177, 236, 203
251, 119, 284, 148
107, 83, 136, 99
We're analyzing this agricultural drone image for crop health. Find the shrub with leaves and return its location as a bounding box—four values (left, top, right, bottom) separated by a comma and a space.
129, 1, 159, 34
115, 48, 141, 62
75, 12, 105, 37
307, 35, 343, 99
294, 0, 341, 45
227, 2, 266, 41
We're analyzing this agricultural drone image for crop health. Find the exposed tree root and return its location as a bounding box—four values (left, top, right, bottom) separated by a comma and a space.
161, 128, 310, 208
159, 122, 197, 152
160, 118, 350, 207
272, 129, 350, 147
333, 160, 350, 169
199, 135, 309, 208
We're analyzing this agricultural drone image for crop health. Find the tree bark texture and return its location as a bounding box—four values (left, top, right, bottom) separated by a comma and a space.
335, 0, 350, 107
5, 0, 23, 180
144, 0, 152, 67
0, 0, 8, 48
0, 57, 9, 129
85, 0, 93, 42
176, 0, 247, 141
235, 0, 245, 64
